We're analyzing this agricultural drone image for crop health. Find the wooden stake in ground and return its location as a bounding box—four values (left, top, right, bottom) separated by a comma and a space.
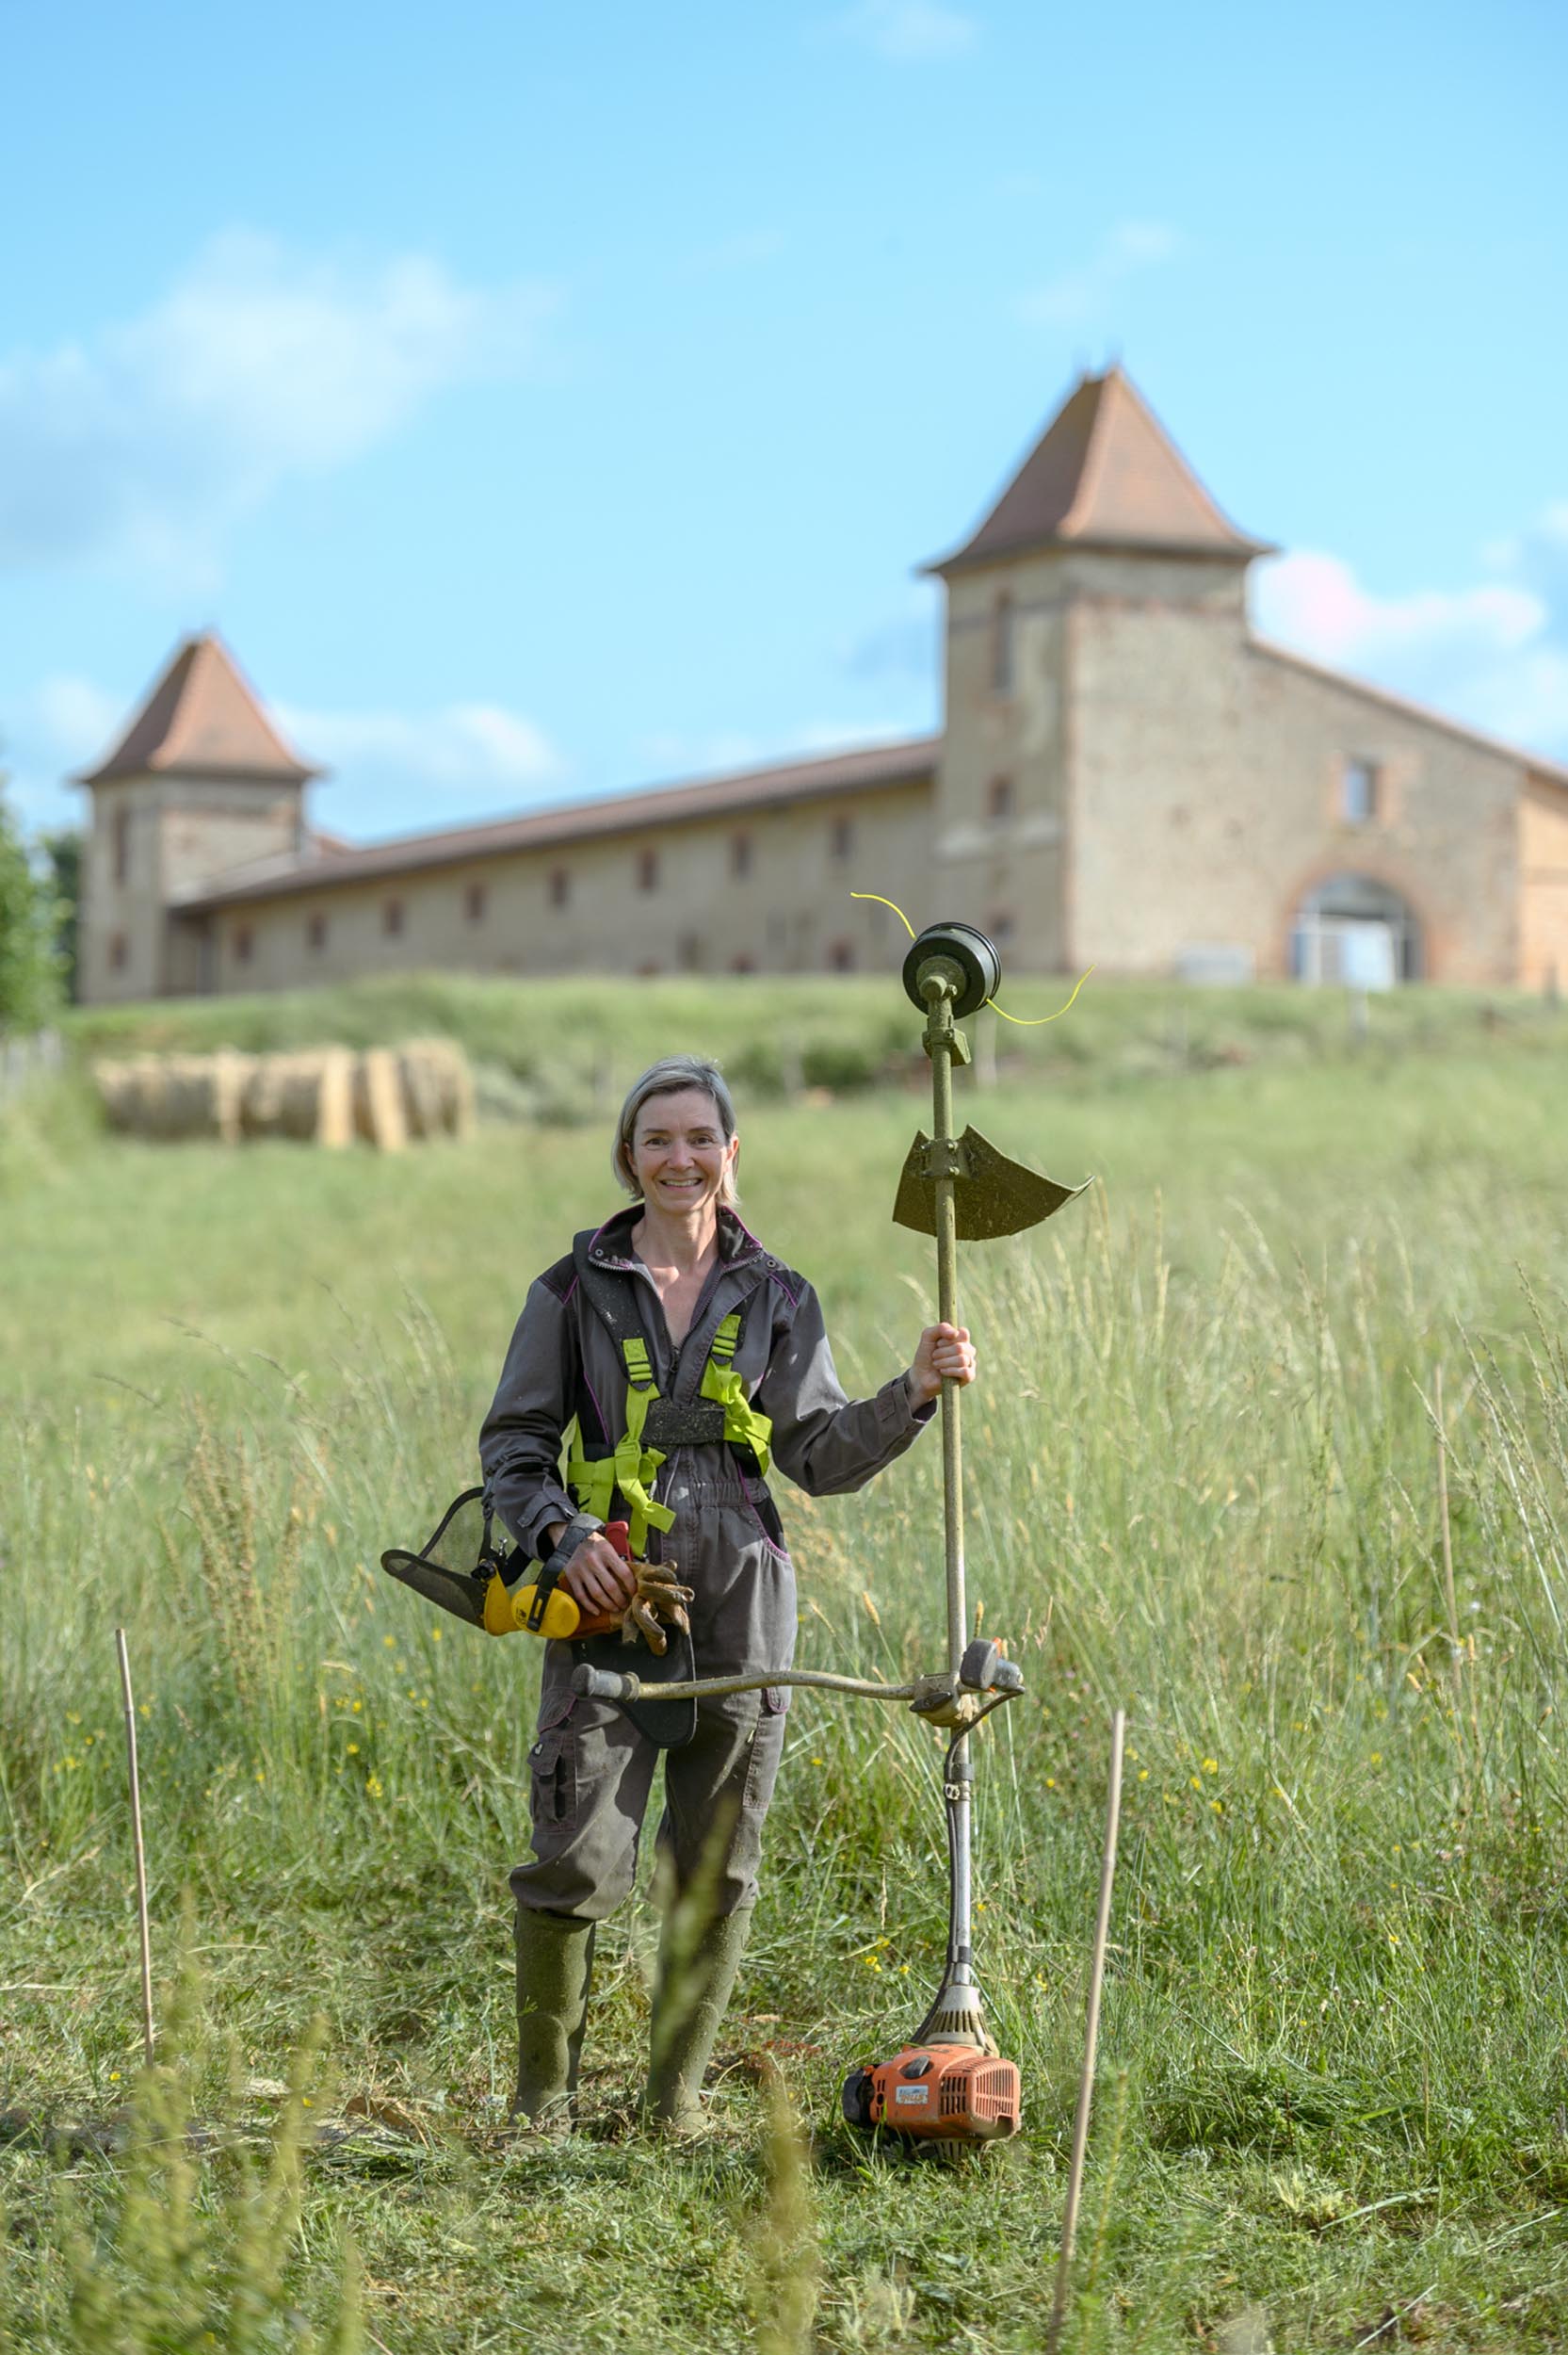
1432, 1364, 1480, 1798
1045, 1707, 1126, 2355
1434, 1366, 1462, 1682
114, 1628, 155, 2068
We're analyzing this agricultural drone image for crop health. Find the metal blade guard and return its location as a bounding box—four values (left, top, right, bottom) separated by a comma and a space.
894, 921, 1087, 1242
380, 1486, 509, 1629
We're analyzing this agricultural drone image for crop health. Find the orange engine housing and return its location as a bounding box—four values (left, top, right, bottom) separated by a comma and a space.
843, 2045, 1021, 2141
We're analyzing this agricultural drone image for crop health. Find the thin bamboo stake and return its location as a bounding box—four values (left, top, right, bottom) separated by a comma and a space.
1433, 1366, 1479, 1796
114, 1628, 155, 2067
1045, 1708, 1125, 2355
1434, 1366, 1461, 1682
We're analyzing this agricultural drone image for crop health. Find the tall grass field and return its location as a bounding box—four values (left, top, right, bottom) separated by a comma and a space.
5, 976, 1568, 2352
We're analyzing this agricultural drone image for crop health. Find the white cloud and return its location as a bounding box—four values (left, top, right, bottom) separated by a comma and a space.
636, 717, 916, 780
32, 674, 128, 768
1253, 528, 1568, 756
841, 582, 941, 681
277, 701, 564, 800
8, 672, 564, 836
832, 0, 978, 61
793, 716, 925, 753
677, 230, 788, 277
1015, 220, 1181, 328
0, 232, 554, 583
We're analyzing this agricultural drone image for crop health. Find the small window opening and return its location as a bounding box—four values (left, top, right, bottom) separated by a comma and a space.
828, 938, 856, 972
637, 847, 659, 893
1341, 758, 1381, 825
987, 776, 1014, 823
306, 911, 328, 952
109, 932, 127, 971
383, 898, 404, 937
731, 832, 752, 879
464, 881, 487, 922
112, 804, 131, 885
549, 867, 571, 910
992, 592, 1015, 697
234, 924, 253, 965
830, 815, 855, 861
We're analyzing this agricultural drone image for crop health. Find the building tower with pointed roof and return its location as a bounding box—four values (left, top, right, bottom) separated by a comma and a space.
926, 366, 1277, 971
77, 633, 322, 1002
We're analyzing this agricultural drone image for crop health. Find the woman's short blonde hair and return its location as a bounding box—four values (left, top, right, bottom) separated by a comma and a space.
612, 1055, 740, 1205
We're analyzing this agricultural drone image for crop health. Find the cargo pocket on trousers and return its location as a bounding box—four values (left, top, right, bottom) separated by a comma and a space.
529, 1726, 576, 1829
745, 1700, 787, 1816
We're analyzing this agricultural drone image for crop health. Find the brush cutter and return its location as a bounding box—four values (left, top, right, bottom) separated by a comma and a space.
578, 920, 1088, 2150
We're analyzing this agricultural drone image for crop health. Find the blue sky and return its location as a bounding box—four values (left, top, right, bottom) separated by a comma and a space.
3, 0, 1565, 842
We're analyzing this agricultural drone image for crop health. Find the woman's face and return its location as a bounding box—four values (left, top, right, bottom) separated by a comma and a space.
629, 1087, 737, 1216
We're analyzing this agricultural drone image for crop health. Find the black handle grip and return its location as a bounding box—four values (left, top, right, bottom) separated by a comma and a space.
571, 1664, 638, 1701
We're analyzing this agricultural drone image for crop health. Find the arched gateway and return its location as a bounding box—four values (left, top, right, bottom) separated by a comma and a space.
1290, 874, 1423, 988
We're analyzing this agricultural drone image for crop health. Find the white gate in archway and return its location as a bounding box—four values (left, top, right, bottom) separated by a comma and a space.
1290, 876, 1421, 988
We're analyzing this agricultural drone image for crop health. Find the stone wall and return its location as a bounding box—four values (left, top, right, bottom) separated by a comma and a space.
81, 772, 305, 1004
1519, 778, 1568, 994
1066, 609, 1527, 984
175, 779, 935, 998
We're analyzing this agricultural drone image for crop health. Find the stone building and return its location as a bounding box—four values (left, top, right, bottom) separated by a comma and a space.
76, 367, 1568, 1003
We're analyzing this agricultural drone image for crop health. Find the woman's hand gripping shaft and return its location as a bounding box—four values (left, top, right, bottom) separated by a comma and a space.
904, 1321, 977, 1408
542, 1519, 693, 1653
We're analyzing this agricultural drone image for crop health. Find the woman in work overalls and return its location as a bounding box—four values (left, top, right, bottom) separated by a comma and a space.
478, 1053, 977, 2135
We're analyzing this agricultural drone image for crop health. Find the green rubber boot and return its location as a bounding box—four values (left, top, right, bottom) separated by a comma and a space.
510, 1907, 596, 2134
642, 1904, 753, 2137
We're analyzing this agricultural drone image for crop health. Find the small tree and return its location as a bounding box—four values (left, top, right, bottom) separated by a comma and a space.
0, 785, 62, 1031
42, 827, 82, 1002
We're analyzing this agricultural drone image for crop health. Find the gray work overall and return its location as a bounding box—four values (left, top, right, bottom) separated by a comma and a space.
479, 1203, 934, 1921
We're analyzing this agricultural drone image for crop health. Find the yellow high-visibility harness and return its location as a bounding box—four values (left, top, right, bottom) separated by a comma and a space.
566, 1310, 773, 1552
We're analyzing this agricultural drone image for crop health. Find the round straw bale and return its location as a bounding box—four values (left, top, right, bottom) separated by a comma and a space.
352, 1048, 409, 1151
396, 1038, 476, 1140
242, 1047, 355, 1145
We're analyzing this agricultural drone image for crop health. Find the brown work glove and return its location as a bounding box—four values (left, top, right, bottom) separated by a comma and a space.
620, 1560, 694, 1656
574, 1557, 694, 1651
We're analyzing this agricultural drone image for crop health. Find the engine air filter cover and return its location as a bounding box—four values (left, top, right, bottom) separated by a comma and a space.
843, 2044, 1021, 2142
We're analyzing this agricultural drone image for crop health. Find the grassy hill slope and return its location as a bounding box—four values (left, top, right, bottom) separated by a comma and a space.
63, 966, 1568, 1111
5, 1024, 1568, 2351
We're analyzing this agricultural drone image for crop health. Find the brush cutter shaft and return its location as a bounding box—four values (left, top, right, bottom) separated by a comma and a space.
571, 1653, 1027, 1710
917, 968, 977, 1995
924, 981, 968, 1680
573, 1665, 929, 1705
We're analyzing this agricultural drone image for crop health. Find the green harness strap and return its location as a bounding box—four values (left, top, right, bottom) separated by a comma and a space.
700, 1311, 773, 1476
566, 1312, 774, 1551
566, 1334, 675, 1554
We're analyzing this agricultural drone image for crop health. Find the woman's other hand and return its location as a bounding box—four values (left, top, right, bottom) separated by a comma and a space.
550, 1527, 639, 1616
905, 1323, 977, 1407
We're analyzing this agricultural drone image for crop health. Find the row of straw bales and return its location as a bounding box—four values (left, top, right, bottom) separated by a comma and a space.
93, 1040, 475, 1148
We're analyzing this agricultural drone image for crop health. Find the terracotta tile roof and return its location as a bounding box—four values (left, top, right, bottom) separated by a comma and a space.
929, 366, 1273, 573
172, 735, 938, 912
76, 632, 321, 786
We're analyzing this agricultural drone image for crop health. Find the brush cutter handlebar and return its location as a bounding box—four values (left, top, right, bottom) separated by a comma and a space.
570, 1646, 1026, 1713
